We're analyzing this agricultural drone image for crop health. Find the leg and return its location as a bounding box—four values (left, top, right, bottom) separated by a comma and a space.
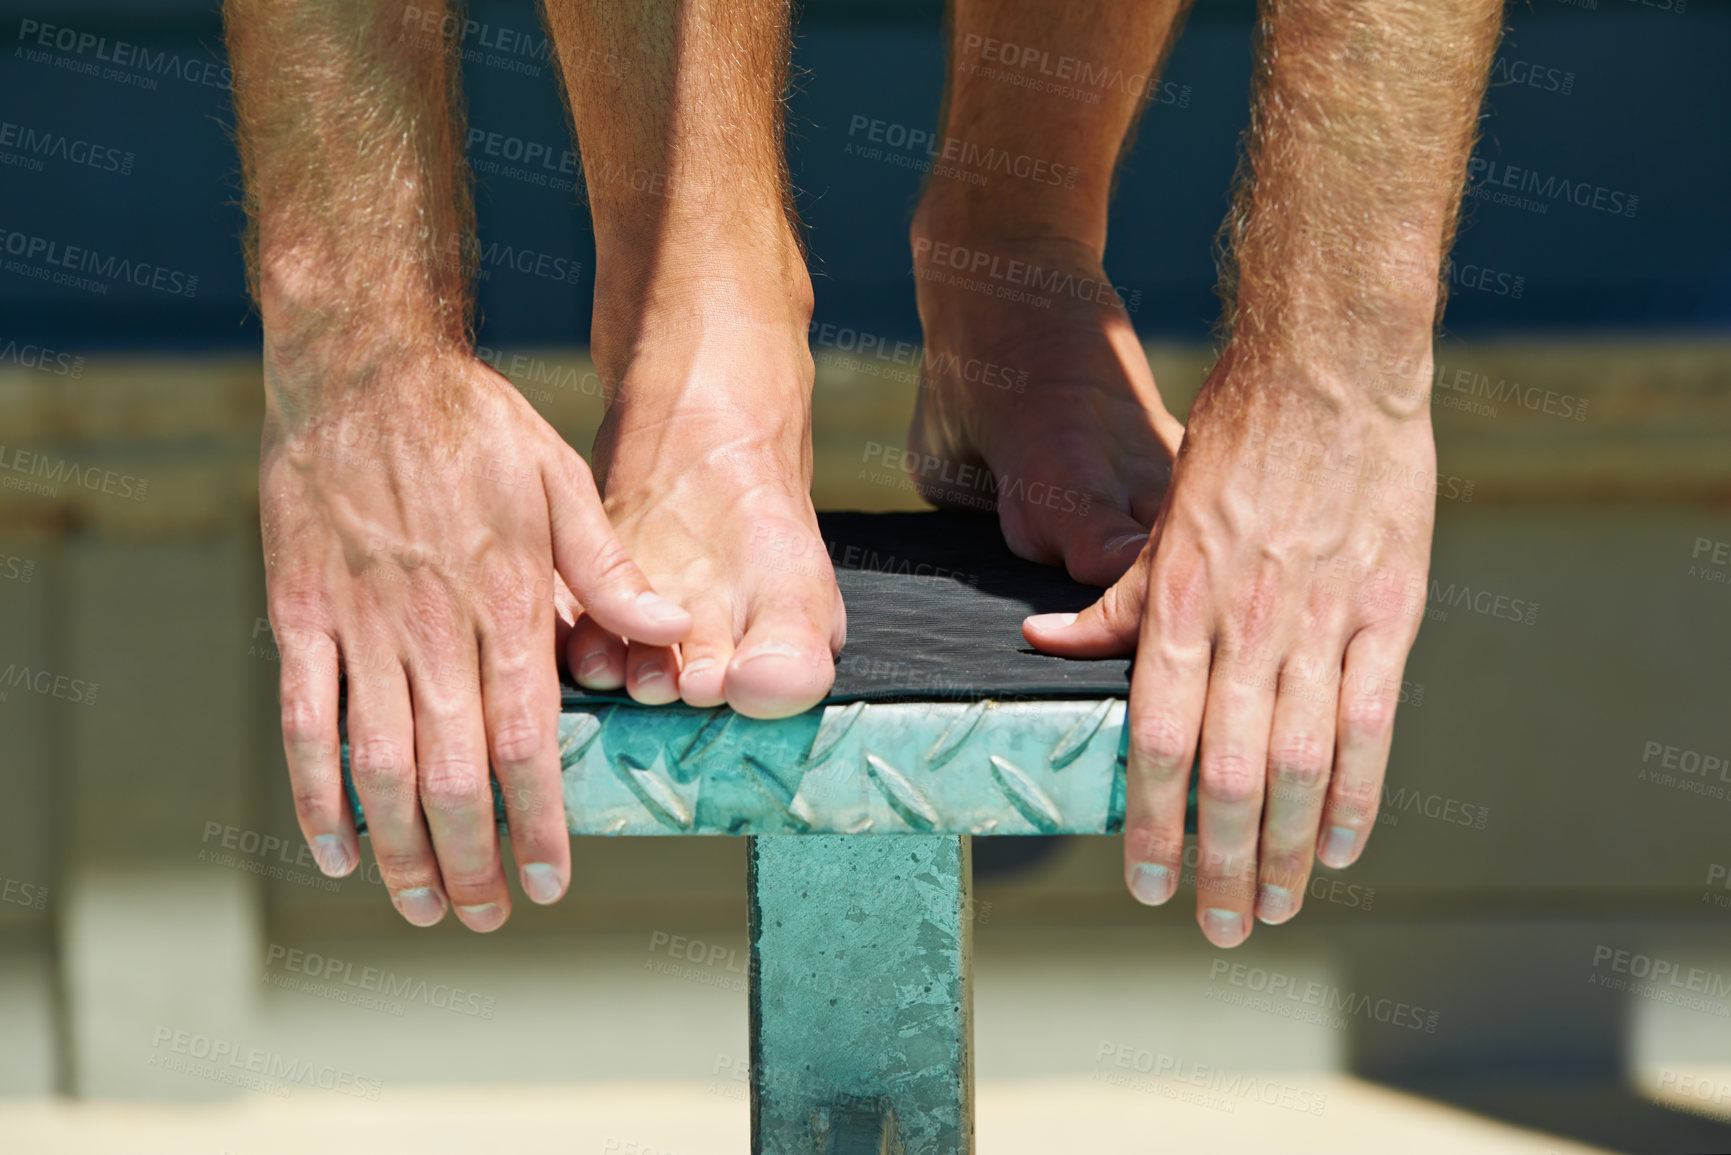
542, 0, 843, 719
910, 0, 1191, 587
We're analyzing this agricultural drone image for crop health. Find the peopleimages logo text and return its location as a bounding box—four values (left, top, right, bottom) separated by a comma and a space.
0, 229, 198, 297
15, 19, 238, 90
1465, 158, 1638, 217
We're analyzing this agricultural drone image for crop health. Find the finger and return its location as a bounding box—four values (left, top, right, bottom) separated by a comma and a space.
544, 448, 691, 646
475, 566, 569, 907
676, 598, 737, 708
407, 631, 512, 933
1120, 549, 1212, 911
552, 574, 579, 659
625, 640, 681, 706
344, 644, 447, 927
566, 613, 626, 691
1192, 643, 1276, 949
1318, 627, 1407, 869
552, 573, 579, 629
1253, 648, 1343, 926
1022, 539, 1153, 658
272, 612, 357, 877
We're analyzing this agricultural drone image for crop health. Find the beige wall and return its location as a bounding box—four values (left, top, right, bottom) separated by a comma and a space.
2, 338, 1729, 1102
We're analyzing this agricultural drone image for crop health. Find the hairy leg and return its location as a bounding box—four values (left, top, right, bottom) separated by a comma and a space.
541, 0, 842, 719
227, 0, 690, 931
910, 0, 1191, 586
1030, 0, 1503, 946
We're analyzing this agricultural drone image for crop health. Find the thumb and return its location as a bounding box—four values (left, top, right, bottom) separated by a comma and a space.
544, 448, 691, 646
1023, 537, 1152, 658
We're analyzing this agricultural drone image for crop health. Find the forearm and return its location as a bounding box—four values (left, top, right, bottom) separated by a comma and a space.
1219, 0, 1503, 401
225, 0, 474, 410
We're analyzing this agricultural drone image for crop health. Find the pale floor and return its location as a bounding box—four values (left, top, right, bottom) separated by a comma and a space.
0, 1076, 1668, 1155
4, 926, 1731, 1151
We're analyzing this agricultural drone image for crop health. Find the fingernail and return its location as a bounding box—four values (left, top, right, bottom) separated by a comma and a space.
1256, 884, 1296, 924
732, 642, 804, 667
1129, 862, 1174, 905
393, 887, 446, 927
635, 662, 665, 684
1320, 826, 1358, 868
520, 863, 563, 905
311, 835, 355, 877
577, 651, 611, 681
635, 590, 690, 625
1025, 612, 1078, 631
1103, 532, 1149, 555
1203, 907, 1247, 944
456, 902, 505, 932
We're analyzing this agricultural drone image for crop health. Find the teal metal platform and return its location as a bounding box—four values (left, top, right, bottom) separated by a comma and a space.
343, 696, 1151, 1153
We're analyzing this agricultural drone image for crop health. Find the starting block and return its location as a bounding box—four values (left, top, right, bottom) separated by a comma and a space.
343, 512, 1193, 1153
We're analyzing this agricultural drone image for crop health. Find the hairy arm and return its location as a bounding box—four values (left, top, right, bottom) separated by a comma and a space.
1218, 0, 1499, 390
229, 0, 477, 401
226, 0, 689, 931
1029, 0, 1503, 946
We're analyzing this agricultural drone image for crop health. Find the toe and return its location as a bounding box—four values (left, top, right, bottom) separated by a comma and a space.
677, 601, 736, 708
725, 583, 838, 719
625, 641, 681, 706
566, 614, 626, 691
1061, 506, 1152, 588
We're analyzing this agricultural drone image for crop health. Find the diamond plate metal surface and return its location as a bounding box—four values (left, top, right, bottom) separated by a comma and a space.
344, 698, 1133, 837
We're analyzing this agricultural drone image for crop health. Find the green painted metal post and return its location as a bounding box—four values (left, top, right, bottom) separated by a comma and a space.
749, 835, 973, 1155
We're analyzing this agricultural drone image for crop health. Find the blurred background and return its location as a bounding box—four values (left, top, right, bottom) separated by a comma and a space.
1, 0, 1729, 1151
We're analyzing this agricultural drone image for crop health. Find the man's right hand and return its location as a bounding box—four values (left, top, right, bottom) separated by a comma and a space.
261, 346, 691, 931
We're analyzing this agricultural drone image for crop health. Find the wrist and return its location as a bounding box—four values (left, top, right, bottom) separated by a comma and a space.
1208, 333, 1437, 426
260, 302, 470, 431
1225, 250, 1439, 420
256, 225, 470, 385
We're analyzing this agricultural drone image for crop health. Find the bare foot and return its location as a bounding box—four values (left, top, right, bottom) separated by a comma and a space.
908, 202, 1185, 587
565, 256, 845, 719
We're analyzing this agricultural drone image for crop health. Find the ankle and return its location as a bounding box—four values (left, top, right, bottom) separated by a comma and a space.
592, 224, 813, 362
912, 183, 1108, 264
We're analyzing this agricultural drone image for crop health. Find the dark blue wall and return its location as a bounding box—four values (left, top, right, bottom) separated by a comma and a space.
0, 0, 1725, 353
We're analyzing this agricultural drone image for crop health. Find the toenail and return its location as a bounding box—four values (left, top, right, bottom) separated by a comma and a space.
636, 662, 665, 683
578, 651, 611, 680
682, 659, 717, 676
732, 643, 805, 666
635, 590, 691, 624
1104, 532, 1150, 554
